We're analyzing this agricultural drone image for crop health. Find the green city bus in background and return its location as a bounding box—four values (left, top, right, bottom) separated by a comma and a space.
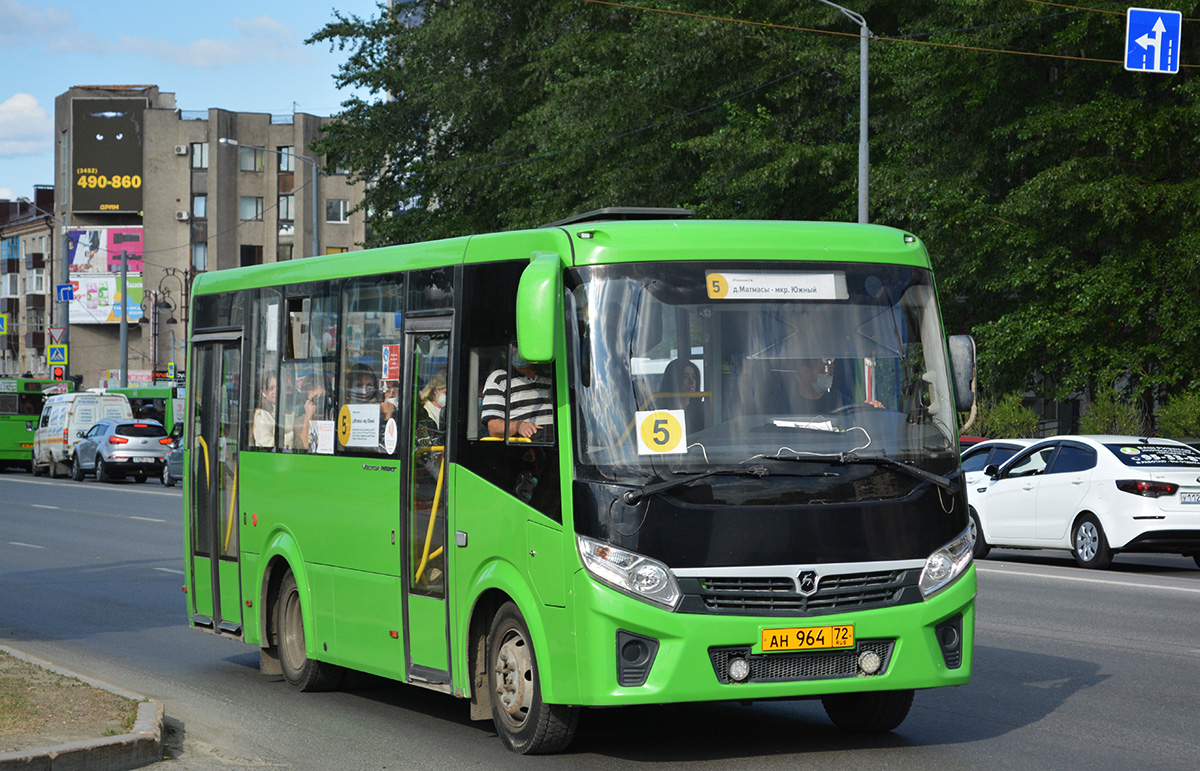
183, 210, 978, 754
0, 376, 74, 471
105, 385, 186, 437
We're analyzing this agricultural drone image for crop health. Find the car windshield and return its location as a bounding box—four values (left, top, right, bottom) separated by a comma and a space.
1105, 443, 1200, 468
117, 422, 167, 438
566, 261, 960, 484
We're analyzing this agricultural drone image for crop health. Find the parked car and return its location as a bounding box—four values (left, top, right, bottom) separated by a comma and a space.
970, 435, 1200, 569
33, 392, 132, 477
162, 445, 184, 487
70, 418, 172, 483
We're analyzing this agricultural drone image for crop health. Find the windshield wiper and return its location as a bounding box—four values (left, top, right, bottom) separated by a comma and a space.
623, 465, 770, 504
762, 452, 959, 493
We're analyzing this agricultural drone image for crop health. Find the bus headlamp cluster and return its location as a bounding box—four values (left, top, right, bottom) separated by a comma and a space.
577, 535, 681, 610
919, 527, 973, 598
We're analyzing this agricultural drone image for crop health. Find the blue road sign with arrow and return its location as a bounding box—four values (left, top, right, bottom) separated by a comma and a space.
1125, 8, 1182, 74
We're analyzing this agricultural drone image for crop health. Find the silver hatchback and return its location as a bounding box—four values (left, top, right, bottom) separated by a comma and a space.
71, 418, 172, 483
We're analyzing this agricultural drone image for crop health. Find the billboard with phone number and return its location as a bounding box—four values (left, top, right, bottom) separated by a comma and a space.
71, 97, 147, 213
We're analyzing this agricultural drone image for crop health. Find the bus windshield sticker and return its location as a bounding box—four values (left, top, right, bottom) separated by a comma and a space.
384, 417, 398, 455
705, 271, 847, 301
309, 420, 336, 454
635, 410, 688, 455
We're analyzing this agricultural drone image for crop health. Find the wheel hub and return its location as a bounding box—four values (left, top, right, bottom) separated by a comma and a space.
1075, 522, 1098, 561
494, 631, 532, 723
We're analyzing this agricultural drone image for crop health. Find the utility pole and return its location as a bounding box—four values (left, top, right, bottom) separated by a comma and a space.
817, 0, 870, 224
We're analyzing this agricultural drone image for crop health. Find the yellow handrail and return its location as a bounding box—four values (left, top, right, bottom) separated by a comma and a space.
222, 463, 238, 553
414, 446, 445, 584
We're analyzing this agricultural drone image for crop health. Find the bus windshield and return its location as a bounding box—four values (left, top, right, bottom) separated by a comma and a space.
567, 261, 959, 484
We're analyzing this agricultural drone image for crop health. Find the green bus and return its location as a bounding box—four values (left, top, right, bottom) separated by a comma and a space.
0, 377, 74, 471
104, 385, 186, 437
184, 211, 978, 754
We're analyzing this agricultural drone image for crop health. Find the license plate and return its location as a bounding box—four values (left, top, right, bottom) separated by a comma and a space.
1182, 492, 1200, 504
761, 624, 854, 652
134, 457, 154, 463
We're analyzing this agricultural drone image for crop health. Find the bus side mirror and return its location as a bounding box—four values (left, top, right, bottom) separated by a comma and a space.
516, 252, 562, 363
948, 335, 976, 413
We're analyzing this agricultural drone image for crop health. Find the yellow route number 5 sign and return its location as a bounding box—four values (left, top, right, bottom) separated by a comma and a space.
635, 410, 688, 455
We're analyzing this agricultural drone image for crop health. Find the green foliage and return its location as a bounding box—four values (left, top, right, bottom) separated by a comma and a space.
1079, 388, 1148, 436
1156, 390, 1200, 439
972, 393, 1039, 439
307, 1, 1200, 404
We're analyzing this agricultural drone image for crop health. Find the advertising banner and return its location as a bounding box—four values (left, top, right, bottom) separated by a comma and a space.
67, 227, 143, 274
70, 97, 147, 213
69, 273, 144, 325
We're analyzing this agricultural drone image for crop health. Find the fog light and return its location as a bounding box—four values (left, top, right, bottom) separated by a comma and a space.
728, 657, 750, 683
858, 650, 882, 675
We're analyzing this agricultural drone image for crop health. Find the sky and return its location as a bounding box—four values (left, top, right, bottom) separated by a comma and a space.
0, 0, 380, 201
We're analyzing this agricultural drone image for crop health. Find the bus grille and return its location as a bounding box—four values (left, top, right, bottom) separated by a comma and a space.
709, 640, 894, 684
680, 569, 917, 617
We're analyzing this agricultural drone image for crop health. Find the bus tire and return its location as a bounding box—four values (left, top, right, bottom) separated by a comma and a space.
822, 689, 914, 733
277, 570, 343, 692
487, 601, 578, 754
72, 455, 85, 482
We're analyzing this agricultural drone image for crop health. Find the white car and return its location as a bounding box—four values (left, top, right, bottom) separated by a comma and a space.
970, 435, 1200, 569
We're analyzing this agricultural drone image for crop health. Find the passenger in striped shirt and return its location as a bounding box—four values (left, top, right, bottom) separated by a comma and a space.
482, 353, 553, 440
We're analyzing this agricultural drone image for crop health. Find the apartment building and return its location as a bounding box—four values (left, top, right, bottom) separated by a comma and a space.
0, 187, 56, 376
52, 84, 367, 387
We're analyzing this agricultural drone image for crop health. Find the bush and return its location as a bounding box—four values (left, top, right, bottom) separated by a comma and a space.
1156, 390, 1200, 439
969, 393, 1039, 438
1079, 388, 1148, 436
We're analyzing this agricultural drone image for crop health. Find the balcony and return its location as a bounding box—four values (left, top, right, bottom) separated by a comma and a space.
24, 331, 44, 349
0, 256, 16, 274
0, 297, 17, 316
25, 251, 45, 270
24, 293, 45, 311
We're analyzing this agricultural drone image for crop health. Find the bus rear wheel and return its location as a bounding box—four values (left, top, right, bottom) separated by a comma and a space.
276, 570, 343, 692
487, 602, 578, 754
822, 689, 914, 733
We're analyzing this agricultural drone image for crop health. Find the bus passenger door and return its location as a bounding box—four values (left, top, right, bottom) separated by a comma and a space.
188, 338, 245, 638
402, 322, 452, 685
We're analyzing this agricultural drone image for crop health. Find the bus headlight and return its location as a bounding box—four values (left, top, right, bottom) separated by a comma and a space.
919, 527, 973, 598
577, 535, 681, 610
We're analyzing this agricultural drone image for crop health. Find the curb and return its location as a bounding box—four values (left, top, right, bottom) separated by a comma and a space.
0, 645, 163, 770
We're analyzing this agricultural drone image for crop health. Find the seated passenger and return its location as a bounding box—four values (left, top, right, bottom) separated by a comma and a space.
656, 358, 705, 430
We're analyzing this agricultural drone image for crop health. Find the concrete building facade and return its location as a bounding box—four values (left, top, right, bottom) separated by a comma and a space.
52, 84, 366, 387
0, 187, 57, 376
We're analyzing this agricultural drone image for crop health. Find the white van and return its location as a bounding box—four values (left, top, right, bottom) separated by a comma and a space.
33, 392, 133, 478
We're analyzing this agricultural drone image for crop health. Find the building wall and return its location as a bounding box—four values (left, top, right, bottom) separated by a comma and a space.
53, 85, 367, 388
0, 189, 56, 377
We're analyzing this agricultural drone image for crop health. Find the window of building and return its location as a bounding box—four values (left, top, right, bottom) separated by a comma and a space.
278, 194, 294, 221
192, 242, 208, 272
240, 146, 266, 172
240, 245, 264, 267
326, 199, 350, 223
28, 269, 46, 294
278, 146, 295, 172
1, 274, 18, 298
25, 309, 43, 332
240, 196, 264, 221
277, 244, 294, 262
325, 247, 348, 255
192, 194, 207, 219
191, 142, 208, 169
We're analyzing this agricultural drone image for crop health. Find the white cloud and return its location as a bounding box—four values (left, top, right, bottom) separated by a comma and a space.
115, 15, 312, 70
0, 93, 53, 157
0, 1, 76, 49
0, 187, 18, 200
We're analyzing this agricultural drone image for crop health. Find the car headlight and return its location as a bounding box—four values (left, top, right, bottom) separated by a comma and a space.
577, 535, 681, 610
919, 527, 974, 598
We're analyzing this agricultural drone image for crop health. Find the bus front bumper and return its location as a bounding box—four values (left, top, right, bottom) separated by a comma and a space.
563, 565, 975, 706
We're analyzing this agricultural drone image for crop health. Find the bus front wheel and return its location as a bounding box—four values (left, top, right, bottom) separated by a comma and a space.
487, 602, 578, 754
276, 570, 343, 692
822, 689, 914, 733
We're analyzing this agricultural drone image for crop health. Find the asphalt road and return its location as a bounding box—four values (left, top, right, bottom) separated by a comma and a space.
2, 471, 1198, 769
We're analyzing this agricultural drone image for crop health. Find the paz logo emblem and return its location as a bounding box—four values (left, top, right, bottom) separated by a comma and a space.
797, 570, 820, 597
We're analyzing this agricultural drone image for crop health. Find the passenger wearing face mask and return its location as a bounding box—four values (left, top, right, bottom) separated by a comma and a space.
416, 370, 447, 447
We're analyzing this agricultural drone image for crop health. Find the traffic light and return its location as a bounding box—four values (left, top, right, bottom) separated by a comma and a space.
52, 366, 65, 381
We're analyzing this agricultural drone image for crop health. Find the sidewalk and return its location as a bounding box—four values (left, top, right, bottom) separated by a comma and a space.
0, 645, 163, 770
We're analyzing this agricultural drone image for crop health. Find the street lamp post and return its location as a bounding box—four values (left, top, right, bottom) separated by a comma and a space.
217, 138, 320, 258
817, 0, 870, 224
155, 268, 188, 375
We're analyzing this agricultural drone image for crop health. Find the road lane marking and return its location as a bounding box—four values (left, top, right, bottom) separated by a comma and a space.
129, 516, 166, 523
8, 542, 46, 549
30, 504, 59, 510
154, 568, 185, 575
977, 564, 1200, 595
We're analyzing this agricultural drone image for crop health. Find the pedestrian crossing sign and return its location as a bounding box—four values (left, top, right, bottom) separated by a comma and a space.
48, 345, 68, 365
